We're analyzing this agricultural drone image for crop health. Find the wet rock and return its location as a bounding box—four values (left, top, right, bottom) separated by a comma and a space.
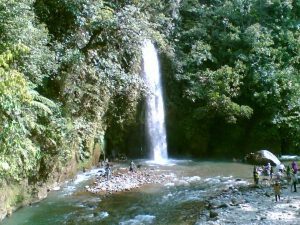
37, 187, 48, 200
209, 210, 218, 218
230, 197, 239, 206
230, 196, 245, 206
208, 200, 229, 209
52, 186, 61, 191
177, 180, 189, 186
231, 189, 240, 195
260, 216, 267, 220
220, 203, 230, 208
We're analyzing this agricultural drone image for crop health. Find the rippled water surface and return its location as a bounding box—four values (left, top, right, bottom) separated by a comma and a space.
1, 160, 253, 225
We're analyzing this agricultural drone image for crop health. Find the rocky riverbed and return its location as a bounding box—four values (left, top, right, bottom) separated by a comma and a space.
197, 182, 300, 225
4, 161, 299, 225
85, 164, 300, 224
86, 166, 176, 195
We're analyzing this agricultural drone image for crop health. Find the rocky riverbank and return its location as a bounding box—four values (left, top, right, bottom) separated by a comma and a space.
197, 182, 300, 225
86, 166, 175, 195
84, 163, 300, 225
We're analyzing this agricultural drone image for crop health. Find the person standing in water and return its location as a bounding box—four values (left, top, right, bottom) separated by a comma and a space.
270, 165, 274, 180
253, 166, 259, 186
292, 161, 298, 174
129, 160, 136, 172
286, 165, 291, 183
105, 163, 111, 180
291, 172, 298, 192
273, 180, 281, 202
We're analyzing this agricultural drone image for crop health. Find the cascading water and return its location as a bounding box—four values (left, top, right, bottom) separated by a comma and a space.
142, 40, 168, 163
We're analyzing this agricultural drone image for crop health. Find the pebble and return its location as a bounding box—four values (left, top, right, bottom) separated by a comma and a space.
87, 168, 174, 195
206, 182, 300, 224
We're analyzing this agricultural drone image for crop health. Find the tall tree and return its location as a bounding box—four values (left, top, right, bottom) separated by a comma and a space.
170, 0, 300, 155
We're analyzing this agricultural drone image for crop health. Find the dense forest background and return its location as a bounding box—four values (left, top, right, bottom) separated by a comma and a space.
0, 0, 299, 185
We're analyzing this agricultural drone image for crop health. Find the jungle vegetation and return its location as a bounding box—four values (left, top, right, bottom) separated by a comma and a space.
0, 0, 299, 184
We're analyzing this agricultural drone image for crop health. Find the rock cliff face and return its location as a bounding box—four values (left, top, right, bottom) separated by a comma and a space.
0, 137, 102, 221
0, 156, 75, 221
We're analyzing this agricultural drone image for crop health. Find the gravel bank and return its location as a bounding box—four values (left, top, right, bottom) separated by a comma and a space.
197, 182, 300, 225
86, 167, 175, 195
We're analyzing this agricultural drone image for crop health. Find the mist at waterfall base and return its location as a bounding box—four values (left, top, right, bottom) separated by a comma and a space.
142, 40, 168, 164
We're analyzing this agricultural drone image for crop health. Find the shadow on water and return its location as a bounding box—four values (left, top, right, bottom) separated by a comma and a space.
1, 160, 253, 225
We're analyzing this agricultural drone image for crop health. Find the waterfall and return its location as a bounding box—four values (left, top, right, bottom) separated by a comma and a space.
142, 40, 168, 163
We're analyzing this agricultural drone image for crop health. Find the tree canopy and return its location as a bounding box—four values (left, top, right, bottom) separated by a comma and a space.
168, 0, 300, 156
0, 0, 172, 183
0, 0, 299, 184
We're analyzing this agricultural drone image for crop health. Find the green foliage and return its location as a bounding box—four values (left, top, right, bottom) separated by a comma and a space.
0, 0, 173, 185
170, 0, 300, 153
0, 46, 38, 181
0, 1, 69, 183
1, 0, 299, 184
0, 0, 57, 86
34, 0, 172, 152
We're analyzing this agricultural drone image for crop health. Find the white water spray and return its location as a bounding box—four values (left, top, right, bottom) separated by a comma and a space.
142, 40, 168, 163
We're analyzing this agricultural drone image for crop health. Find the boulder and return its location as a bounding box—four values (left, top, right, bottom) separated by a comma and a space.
209, 210, 218, 218
244, 150, 281, 166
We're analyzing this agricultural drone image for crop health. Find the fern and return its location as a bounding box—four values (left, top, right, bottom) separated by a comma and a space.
30, 101, 52, 115
30, 90, 56, 107
29, 90, 56, 115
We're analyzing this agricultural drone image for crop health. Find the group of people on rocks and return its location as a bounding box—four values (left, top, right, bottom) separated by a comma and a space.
100, 159, 137, 181
253, 160, 299, 202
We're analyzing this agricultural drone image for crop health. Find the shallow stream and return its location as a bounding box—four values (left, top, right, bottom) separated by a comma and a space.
1, 160, 253, 225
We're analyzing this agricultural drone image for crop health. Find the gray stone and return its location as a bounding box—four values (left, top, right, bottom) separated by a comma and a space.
209, 210, 218, 218
244, 150, 281, 165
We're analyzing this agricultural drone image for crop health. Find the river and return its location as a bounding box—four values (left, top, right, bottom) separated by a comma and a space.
1, 160, 253, 225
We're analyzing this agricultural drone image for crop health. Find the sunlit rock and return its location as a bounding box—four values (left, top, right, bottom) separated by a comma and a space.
244, 150, 281, 165
52, 186, 60, 191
